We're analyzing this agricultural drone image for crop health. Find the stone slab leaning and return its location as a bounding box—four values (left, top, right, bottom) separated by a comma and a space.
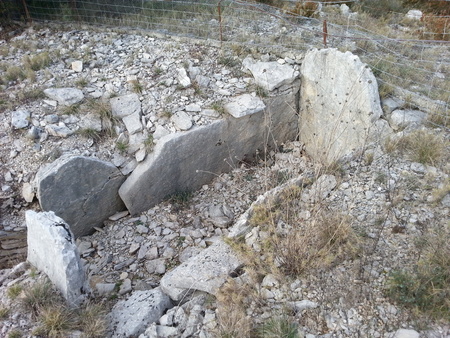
35, 155, 126, 238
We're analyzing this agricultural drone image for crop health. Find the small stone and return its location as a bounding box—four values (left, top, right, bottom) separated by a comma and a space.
145, 259, 166, 274
172, 111, 193, 131
177, 68, 191, 88
109, 210, 129, 221
11, 109, 30, 129
119, 278, 132, 295
393, 329, 420, 338
96, 283, 116, 295
72, 60, 83, 72
129, 242, 140, 254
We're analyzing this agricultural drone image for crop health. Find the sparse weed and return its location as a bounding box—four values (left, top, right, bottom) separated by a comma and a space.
159, 110, 173, 119
60, 104, 80, 115
166, 190, 192, 209
211, 101, 226, 116
0, 305, 10, 318
17, 88, 45, 104
255, 85, 268, 98
75, 77, 89, 88
386, 225, 450, 320
78, 128, 101, 141
37, 305, 76, 338
20, 281, 60, 315
7, 329, 22, 338
144, 134, 155, 151
7, 284, 23, 299
77, 302, 108, 338
5, 66, 26, 82
129, 79, 143, 94
22, 52, 51, 71
257, 315, 300, 338
116, 141, 128, 153
218, 55, 240, 68
385, 130, 448, 166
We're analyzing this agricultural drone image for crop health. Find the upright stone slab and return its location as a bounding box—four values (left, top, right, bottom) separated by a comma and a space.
120, 94, 297, 215
35, 155, 126, 238
26, 211, 85, 306
299, 48, 383, 164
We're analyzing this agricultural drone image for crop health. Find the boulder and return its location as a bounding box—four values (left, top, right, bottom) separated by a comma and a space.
388, 109, 426, 131
35, 155, 126, 238
160, 240, 241, 301
43, 88, 84, 106
108, 288, 172, 337
299, 48, 383, 164
26, 210, 85, 306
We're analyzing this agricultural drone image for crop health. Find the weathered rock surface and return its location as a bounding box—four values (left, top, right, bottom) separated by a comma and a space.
299, 48, 383, 164
108, 288, 172, 337
160, 240, 241, 301
243, 57, 298, 91
224, 93, 266, 118
43, 88, 84, 106
26, 210, 85, 306
11, 109, 30, 129
35, 155, 126, 238
388, 109, 427, 131
393, 329, 420, 338
110, 93, 141, 118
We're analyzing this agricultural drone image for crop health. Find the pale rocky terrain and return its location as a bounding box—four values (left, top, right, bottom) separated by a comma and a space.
0, 19, 449, 338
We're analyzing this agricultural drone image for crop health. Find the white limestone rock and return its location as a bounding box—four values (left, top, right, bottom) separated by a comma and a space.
44, 88, 84, 106
11, 109, 30, 129
171, 111, 193, 131
26, 210, 85, 306
224, 94, 266, 118
108, 288, 173, 337
389, 109, 426, 131
160, 240, 242, 301
242, 57, 298, 91
299, 48, 383, 164
110, 93, 141, 118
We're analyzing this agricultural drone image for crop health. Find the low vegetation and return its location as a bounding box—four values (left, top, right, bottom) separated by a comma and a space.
5, 278, 107, 338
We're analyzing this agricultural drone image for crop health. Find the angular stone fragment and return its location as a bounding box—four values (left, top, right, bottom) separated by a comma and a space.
299, 48, 383, 164
224, 94, 266, 118
243, 57, 298, 91
35, 155, 126, 238
160, 240, 242, 301
26, 210, 85, 306
108, 288, 173, 337
110, 93, 141, 118
389, 109, 426, 131
44, 88, 84, 106
11, 109, 30, 129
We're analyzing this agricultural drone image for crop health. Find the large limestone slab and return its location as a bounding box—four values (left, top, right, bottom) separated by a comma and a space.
43, 88, 84, 106
108, 288, 172, 337
26, 210, 85, 306
120, 93, 297, 215
160, 240, 242, 301
299, 48, 383, 164
35, 155, 126, 238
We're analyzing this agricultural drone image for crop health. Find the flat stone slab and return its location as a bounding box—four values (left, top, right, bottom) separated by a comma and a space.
26, 210, 85, 306
243, 58, 298, 91
108, 288, 172, 337
160, 240, 242, 301
389, 109, 426, 131
44, 88, 84, 106
110, 93, 141, 118
35, 155, 126, 238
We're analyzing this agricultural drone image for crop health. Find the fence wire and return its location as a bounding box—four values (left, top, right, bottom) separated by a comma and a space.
7, 0, 450, 128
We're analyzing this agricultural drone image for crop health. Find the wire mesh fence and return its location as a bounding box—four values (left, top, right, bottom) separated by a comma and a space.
4, 0, 450, 128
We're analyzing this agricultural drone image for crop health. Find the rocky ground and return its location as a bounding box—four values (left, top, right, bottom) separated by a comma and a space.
0, 20, 449, 338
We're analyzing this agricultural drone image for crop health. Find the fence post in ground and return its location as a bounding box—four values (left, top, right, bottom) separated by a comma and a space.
323, 19, 328, 47
21, 0, 31, 22
218, 0, 223, 47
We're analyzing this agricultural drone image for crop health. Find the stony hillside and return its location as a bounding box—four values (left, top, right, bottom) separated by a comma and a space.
0, 17, 449, 338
